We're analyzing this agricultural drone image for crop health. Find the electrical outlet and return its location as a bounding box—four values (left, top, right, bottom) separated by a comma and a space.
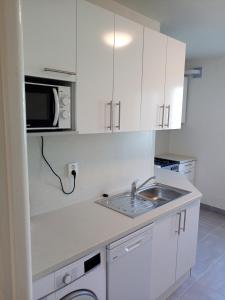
67, 162, 79, 176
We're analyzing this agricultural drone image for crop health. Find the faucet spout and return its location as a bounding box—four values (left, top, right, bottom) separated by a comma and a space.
131, 176, 156, 198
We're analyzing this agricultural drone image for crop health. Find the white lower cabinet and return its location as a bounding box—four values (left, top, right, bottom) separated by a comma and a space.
151, 211, 179, 299
176, 202, 200, 280
151, 200, 200, 300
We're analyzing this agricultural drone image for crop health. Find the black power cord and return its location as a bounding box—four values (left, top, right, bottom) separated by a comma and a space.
41, 136, 76, 195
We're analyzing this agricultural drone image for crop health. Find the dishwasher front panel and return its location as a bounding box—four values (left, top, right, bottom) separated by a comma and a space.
107, 225, 153, 300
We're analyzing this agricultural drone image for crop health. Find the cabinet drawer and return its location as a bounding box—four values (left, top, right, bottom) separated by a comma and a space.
179, 161, 195, 172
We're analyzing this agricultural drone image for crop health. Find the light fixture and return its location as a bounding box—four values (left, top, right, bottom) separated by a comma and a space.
103, 32, 133, 48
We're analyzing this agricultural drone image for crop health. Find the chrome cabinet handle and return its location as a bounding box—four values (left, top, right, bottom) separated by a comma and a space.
176, 212, 182, 235
181, 209, 187, 232
44, 67, 76, 76
164, 105, 171, 127
125, 240, 142, 252
106, 101, 113, 131
158, 105, 164, 127
115, 101, 121, 130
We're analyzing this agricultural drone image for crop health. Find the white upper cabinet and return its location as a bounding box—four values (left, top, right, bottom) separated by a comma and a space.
164, 37, 186, 129
113, 15, 143, 132
22, 0, 186, 133
141, 28, 167, 130
76, 0, 114, 134
22, 0, 76, 81
76, 0, 143, 134
141, 33, 185, 131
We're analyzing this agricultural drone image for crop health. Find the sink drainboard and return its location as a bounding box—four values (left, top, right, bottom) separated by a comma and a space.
96, 194, 154, 218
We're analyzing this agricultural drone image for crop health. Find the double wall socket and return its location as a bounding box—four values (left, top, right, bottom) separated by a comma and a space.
67, 162, 79, 176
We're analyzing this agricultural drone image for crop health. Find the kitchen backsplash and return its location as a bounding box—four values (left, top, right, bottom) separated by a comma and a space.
28, 132, 155, 216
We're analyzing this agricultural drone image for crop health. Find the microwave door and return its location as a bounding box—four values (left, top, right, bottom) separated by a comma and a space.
26, 84, 58, 129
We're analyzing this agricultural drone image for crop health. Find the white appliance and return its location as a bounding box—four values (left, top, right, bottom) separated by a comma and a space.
33, 249, 106, 300
25, 76, 72, 131
107, 224, 153, 300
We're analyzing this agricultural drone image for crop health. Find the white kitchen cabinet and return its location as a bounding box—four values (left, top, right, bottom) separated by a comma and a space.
151, 212, 179, 300
22, 0, 76, 81
76, 0, 114, 134
151, 200, 200, 300
141, 33, 185, 131
141, 28, 167, 130
113, 15, 143, 132
76, 0, 143, 134
176, 201, 200, 280
164, 37, 186, 129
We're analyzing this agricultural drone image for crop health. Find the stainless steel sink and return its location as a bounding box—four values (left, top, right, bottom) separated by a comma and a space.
138, 183, 191, 208
96, 193, 154, 218
96, 183, 191, 218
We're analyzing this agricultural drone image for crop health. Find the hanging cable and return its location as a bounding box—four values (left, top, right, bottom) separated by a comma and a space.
41, 136, 76, 195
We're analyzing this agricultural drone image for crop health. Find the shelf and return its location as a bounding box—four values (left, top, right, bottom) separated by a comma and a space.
27, 130, 78, 137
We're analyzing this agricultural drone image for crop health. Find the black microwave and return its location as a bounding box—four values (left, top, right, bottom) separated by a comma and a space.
25, 77, 72, 131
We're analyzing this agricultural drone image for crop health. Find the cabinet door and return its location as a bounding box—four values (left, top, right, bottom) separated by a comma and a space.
113, 16, 143, 132
76, 0, 114, 134
151, 212, 179, 300
141, 28, 167, 130
176, 200, 200, 280
22, 0, 76, 81
164, 37, 186, 129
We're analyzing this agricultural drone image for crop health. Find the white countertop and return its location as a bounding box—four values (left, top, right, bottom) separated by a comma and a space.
156, 153, 197, 163
31, 168, 202, 280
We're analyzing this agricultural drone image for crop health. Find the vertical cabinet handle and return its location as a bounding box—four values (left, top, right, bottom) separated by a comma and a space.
106, 101, 113, 131
115, 101, 121, 130
180, 209, 187, 232
158, 105, 164, 127
176, 212, 182, 235
164, 105, 171, 127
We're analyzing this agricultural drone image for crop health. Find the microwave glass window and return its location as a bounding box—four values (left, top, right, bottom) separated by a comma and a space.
26, 84, 57, 128
26, 92, 50, 120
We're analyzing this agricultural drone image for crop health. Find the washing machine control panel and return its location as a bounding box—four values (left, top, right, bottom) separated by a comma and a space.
55, 260, 84, 289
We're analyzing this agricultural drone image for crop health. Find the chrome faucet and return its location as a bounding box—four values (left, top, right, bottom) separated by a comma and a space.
131, 176, 156, 199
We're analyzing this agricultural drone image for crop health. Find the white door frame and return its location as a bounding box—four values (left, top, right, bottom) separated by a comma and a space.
0, 0, 32, 299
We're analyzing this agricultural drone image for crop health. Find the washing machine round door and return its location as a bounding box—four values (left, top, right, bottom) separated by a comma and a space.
60, 290, 98, 300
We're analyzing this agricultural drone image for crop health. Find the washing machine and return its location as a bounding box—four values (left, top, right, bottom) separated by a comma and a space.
33, 248, 106, 300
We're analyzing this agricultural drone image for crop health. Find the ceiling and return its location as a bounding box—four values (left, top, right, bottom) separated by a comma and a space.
114, 0, 225, 59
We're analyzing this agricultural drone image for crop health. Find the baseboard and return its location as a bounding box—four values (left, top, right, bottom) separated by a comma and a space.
201, 203, 225, 216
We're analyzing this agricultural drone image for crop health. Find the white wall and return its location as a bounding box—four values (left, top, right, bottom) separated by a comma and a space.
155, 131, 170, 155
28, 132, 155, 216
167, 56, 225, 210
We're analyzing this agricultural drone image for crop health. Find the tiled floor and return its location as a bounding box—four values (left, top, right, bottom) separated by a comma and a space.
168, 207, 225, 300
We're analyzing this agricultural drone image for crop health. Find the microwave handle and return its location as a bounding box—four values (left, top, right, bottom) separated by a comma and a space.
53, 88, 60, 126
